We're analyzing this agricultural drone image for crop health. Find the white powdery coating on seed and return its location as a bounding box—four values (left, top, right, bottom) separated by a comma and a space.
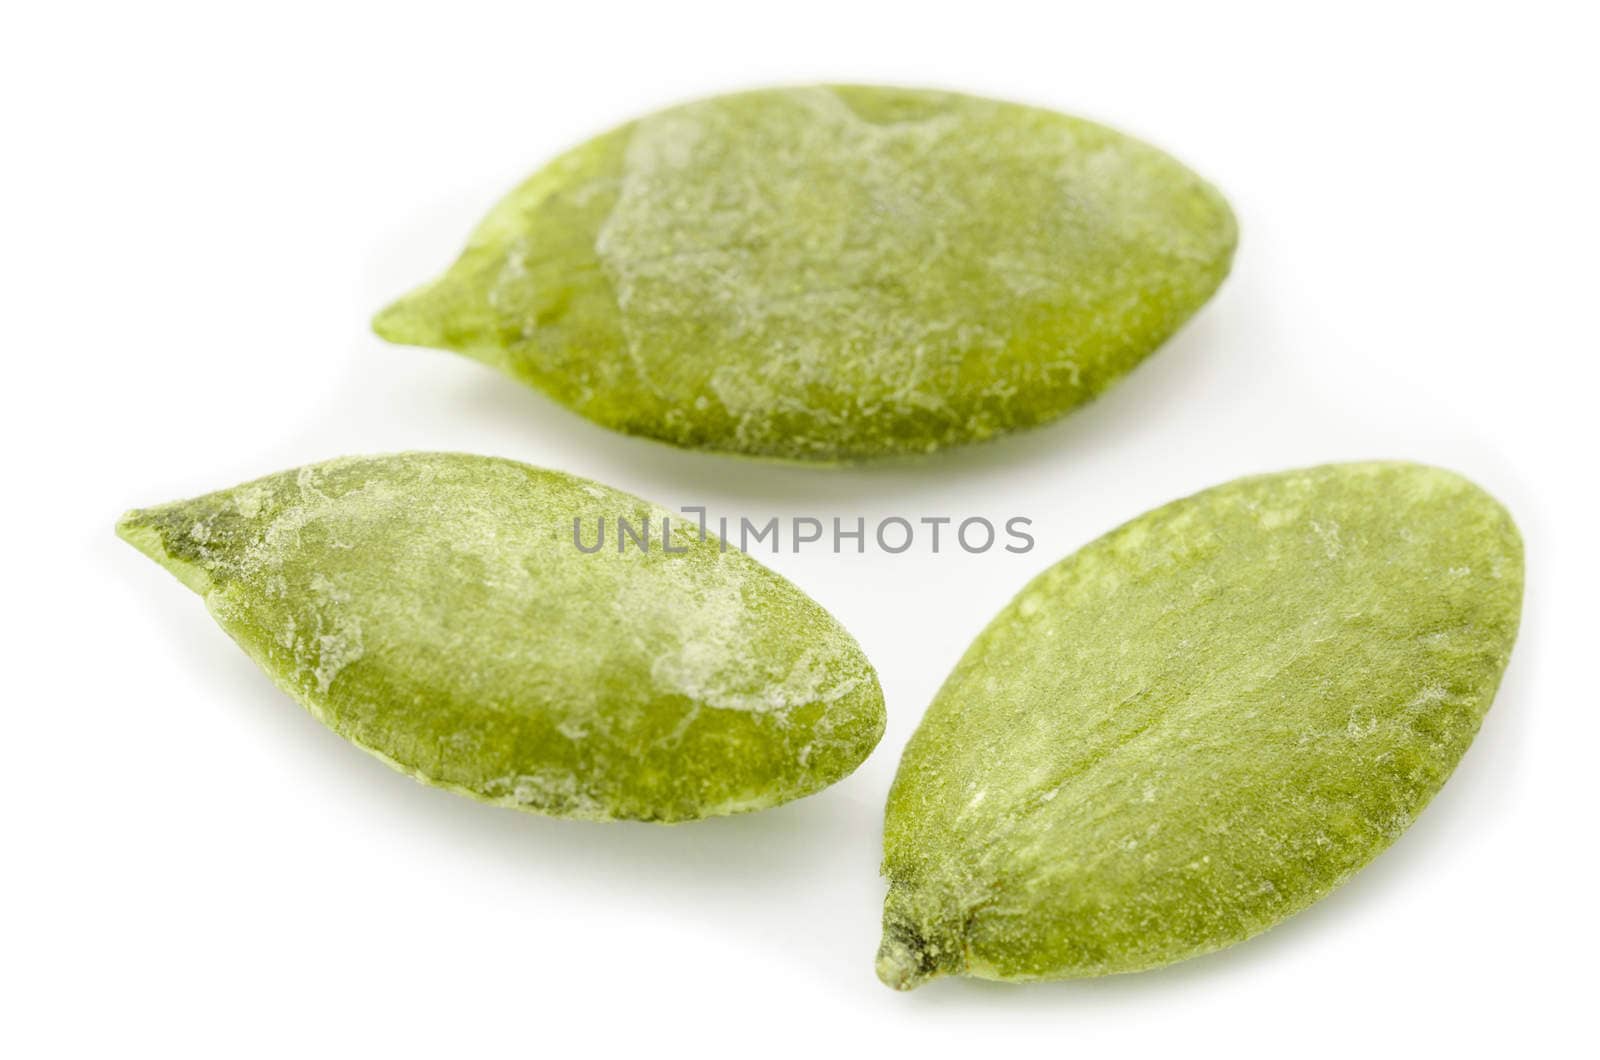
130, 454, 883, 821
880, 461, 1524, 981
591, 87, 1229, 452
624, 549, 866, 714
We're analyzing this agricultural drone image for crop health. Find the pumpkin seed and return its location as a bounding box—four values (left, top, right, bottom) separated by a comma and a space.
117, 453, 884, 822
878, 462, 1522, 987
374, 85, 1236, 462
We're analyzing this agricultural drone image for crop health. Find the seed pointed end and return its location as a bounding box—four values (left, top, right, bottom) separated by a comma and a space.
116, 507, 214, 596
876, 931, 935, 991
876, 889, 960, 991
371, 292, 438, 349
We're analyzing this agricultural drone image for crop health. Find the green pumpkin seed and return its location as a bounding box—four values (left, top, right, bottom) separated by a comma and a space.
878, 462, 1522, 987
117, 453, 884, 822
374, 85, 1236, 462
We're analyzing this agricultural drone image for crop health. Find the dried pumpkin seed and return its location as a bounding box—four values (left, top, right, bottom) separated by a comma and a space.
117, 453, 884, 822
878, 462, 1523, 987
374, 85, 1236, 462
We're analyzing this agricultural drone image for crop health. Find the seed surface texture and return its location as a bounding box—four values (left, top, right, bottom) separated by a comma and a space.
878, 462, 1523, 987
375, 85, 1237, 461
119, 453, 884, 821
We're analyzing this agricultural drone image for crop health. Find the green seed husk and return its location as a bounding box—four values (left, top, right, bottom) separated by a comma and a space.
879, 461, 1523, 987
375, 85, 1236, 462
118, 452, 885, 822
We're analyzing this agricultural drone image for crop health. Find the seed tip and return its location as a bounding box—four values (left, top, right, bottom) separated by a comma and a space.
370, 298, 420, 346
876, 896, 956, 991
875, 933, 932, 991
115, 508, 212, 596
115, 509, 161, 559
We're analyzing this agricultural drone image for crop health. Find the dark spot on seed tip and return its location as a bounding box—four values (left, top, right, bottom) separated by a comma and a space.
876, 914, 943, 991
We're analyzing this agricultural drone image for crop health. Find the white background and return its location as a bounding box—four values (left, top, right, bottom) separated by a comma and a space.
5, 2, 1596, 1055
